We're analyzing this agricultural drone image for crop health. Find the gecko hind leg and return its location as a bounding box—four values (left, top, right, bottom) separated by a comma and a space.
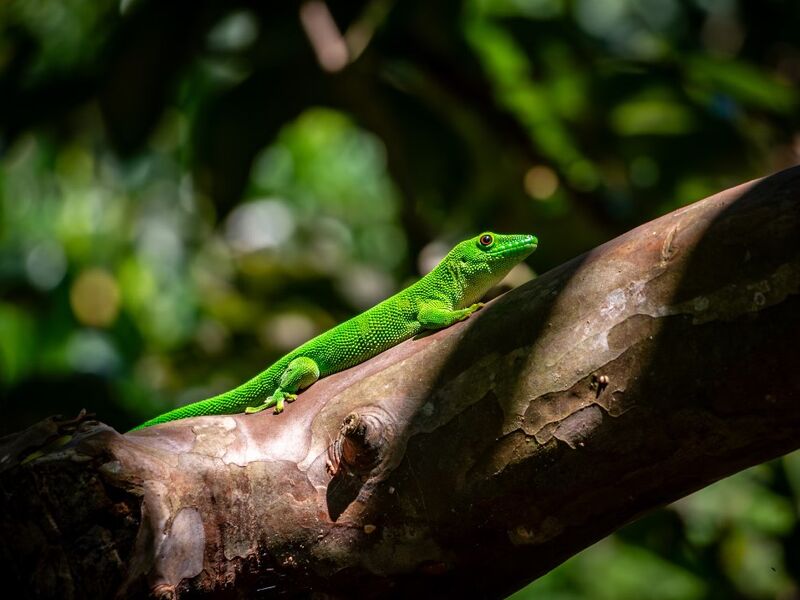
245, 356, 320, 415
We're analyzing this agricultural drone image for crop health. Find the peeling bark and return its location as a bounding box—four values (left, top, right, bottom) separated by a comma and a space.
2, 167, 800, 599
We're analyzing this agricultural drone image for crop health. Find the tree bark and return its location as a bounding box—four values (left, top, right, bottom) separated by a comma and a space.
2, 167, 800, 599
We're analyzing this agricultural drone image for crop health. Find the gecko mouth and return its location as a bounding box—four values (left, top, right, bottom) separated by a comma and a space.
487, 235, 538, 257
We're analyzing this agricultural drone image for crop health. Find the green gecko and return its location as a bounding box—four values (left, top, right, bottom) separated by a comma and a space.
132, 232, 537, 429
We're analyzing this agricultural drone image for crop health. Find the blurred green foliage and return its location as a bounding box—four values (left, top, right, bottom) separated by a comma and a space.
0, 0, 798, 597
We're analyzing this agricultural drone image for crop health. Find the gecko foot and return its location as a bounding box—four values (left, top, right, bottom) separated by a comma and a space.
245, 391, 298, 415
273, 392, 297, 414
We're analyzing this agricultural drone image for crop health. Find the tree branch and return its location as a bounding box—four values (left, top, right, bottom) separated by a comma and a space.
2, 167, 799, 599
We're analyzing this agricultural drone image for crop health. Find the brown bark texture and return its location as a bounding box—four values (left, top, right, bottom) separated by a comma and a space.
2, 167, 800, 600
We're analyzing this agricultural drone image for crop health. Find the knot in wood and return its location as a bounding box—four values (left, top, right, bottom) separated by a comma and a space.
327, 409, 393, 477
152, 584, 176, 600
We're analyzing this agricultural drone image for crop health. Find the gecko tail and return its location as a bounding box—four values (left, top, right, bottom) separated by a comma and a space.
128, 393, 254, 431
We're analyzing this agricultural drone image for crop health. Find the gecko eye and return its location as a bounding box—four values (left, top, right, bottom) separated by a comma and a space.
479, 234, 494, 247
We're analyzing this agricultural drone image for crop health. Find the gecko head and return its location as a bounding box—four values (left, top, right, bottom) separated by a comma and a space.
448, 232, 538, 290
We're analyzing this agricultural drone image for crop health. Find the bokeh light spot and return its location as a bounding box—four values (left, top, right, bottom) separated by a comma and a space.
338, 265, 394, 310
25, 240, 67, 290
225, 198, 295, 253
524, 165, 560, 200
207, 10, 259, 51
260, 312, 317, 352
69, 268, 121, 327
418, 240, 451, 275
66, 330, 120, 374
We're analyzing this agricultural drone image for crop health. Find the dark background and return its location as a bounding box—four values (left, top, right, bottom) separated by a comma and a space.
1, 0, 798, 597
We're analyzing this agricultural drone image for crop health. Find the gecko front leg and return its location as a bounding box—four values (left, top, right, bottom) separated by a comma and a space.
245, 356, 320, 414
417, 301, 484, 330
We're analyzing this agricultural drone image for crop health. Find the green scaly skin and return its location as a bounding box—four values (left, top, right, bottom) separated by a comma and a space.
132, 232, 537, 430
